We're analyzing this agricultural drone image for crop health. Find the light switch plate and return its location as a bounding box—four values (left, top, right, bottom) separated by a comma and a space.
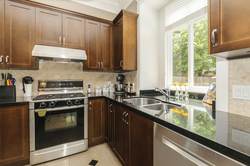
233, 85, 250, 100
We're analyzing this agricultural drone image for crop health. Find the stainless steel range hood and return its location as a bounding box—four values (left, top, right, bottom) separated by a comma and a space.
32, 45, 87, 63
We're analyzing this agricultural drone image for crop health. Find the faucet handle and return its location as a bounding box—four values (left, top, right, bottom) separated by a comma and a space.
155, 87, 160, 91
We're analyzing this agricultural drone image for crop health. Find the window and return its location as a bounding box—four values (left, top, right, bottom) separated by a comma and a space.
165, 0, 215, 93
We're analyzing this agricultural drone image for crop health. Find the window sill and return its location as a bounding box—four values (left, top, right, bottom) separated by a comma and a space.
169, 86, 208, 94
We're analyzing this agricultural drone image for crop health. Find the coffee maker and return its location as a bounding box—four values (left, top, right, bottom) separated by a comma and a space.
114, 74, 126, 94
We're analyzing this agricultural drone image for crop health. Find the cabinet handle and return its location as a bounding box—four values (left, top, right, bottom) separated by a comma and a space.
109, 104, 112, 112
63, 37, 66, 45
89, 102, 92, 110
211, 29, 217, 47
59, 36, 62, 44
101, 62, 103, 69
0, 55, 3, 64
122, 112, 126, 122
120, 60, 123, 68
6, 56, 9, 64
125, 113, 128, 124
98, 62, 100, 69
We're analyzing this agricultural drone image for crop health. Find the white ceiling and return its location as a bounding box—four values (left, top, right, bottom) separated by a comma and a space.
71, 0, 133, 14
143, 0, 171, 9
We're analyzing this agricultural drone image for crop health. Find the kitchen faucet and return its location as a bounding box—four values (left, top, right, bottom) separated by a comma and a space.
155, 87, 170, 100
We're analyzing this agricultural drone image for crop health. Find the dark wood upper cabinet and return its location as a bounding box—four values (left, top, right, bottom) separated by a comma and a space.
208, 0, 250, 58
63, 14, 85, 49
85, 20, 114, 71
88, 98, 106, 147
113, 10, 138, 71
0, 105, 29, 166
100, 23, 114, 71
85, 19, 100, 70
0, 0, 4, 68
36, 8, 62, 47
5, 0, 38, 69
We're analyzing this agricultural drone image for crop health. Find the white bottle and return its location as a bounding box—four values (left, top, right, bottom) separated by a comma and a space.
87, 84, 91, 94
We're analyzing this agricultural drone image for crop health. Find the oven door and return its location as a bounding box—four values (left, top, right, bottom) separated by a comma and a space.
34, 106, 86, 151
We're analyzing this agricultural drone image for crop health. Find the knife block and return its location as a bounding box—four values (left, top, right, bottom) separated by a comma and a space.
0, 85, 16, 98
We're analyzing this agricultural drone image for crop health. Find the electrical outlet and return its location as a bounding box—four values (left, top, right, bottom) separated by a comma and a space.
233, 85, 250, 100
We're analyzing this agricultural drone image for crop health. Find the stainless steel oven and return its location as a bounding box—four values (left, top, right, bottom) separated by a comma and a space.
29, 80, 88, 165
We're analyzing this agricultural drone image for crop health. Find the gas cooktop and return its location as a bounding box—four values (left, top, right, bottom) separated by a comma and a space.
33, 93, 86, 101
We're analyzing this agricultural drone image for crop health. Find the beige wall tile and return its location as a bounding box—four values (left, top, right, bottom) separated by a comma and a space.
0, 61, 137, 97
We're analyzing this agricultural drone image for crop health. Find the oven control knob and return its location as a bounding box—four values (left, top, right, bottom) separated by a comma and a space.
49, 101, 56, 108
74, 100, 80, 105
40, 102, 46, 108
66, 100, 72, 106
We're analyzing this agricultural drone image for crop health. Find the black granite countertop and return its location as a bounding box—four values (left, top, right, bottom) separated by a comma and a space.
0, 96, 33, 107
87, 92, 250, 165
1, 93, 249, 164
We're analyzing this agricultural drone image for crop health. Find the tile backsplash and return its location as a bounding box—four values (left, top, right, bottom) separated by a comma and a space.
229, 58, 250, 116
0, 61, 137, 97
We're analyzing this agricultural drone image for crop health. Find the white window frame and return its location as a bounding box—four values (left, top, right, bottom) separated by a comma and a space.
165, 12, 211, 94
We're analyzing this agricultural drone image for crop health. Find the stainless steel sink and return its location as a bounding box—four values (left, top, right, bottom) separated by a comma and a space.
142, 103, 178, 110
123, 98, 161, 106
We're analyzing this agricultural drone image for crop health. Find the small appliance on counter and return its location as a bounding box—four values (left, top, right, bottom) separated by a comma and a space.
22, 76, 34, 97
114, 74, 126, 95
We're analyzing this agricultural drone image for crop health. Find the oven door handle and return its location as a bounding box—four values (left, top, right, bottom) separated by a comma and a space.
34, 105, 85, 112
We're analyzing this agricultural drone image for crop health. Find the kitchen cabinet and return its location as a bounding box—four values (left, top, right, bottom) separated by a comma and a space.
0, 105, 29, 166
0, 0, 4, 68
113, 104, 128, 166
127, 110, 153, 166
106, 100, 114, 148
36, 8, 62, 47
63, 14, 85, 49
36, 9, 85, 49
5, 0, 38, 69
88, 98, 106, 147
208, 0, 250, 58
113, 10, 138, 71
85, 20, 114, 71
111, 102, 153, 166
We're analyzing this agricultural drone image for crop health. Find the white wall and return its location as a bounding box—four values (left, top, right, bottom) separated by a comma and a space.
216, 57, 229, 112
137, 2, 161, 90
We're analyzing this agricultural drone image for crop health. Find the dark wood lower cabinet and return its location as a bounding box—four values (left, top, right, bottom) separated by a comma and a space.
128, 111, 153, 166
106, 101, 153, 166
90, 99, 153, 166
0, 105, 29, 166
88, 98, 106, 147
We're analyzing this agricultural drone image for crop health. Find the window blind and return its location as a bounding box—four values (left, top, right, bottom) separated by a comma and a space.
165, 0, 207, 27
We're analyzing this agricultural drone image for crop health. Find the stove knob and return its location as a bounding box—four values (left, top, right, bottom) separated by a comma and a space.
40, 102, 46, 108
66, 100, 72, 106
49, 101, 56, 108
74, 99, 80, 105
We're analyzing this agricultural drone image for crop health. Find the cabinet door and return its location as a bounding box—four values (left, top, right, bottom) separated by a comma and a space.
36, 8, 62, 47
63, 14, 85, 49
0, 105, 29, 166
128, 111, 153, 166
114, 19, 123, 70
0, 0, 4, 68
107, 101, 114, 148
85, 20, 100, 70
88, 98, 106, 147
100, 23, 114, 71
5, 1, 36, 69
209, 0, 250, 54
113, 104, 128, 166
